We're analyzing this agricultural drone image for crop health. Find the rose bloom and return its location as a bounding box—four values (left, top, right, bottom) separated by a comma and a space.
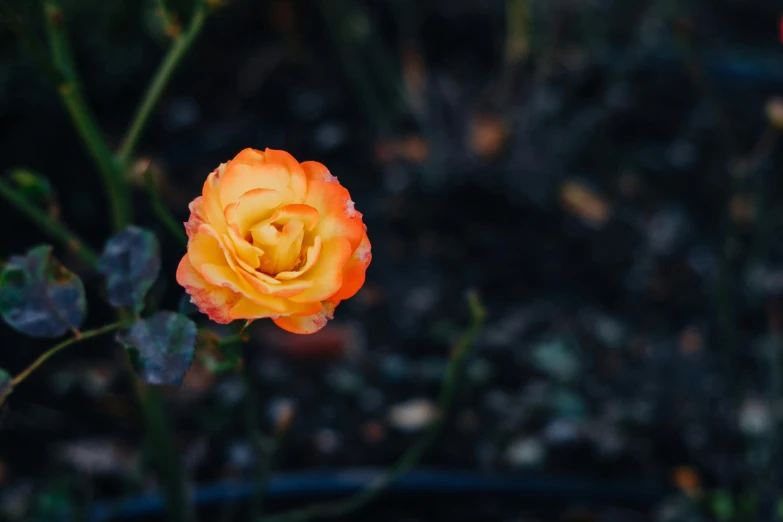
177, 148, 371, 334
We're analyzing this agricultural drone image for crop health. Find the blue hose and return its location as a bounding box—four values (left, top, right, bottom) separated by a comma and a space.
86, 469, 672, 521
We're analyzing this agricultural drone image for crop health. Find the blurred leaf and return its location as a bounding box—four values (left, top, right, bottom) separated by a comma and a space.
710, 490, 733, 522
98, 226, 161, 313
118, 312, 197, 386
32, 477, 73, 520
737, 491, 757, 520
531, 337, 581, 382
193, 329, 243, 375
0, 369, 11, 404
8, 168, 56, 210
0, 245, 86, 338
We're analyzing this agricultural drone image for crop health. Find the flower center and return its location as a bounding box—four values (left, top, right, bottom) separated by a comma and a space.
249, 216, 311, 275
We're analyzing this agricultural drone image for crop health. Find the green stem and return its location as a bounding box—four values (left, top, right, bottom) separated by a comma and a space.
139, 383, 189, 522
144, 168, 188, 246
42, 1, 131, 231
0, 177, 99, 267
259, 292, 486, 522
116, 345, 189, 522
7, 321, 125, 392
118, 2, 208, 162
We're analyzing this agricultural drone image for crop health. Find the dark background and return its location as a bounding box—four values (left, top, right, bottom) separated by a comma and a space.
0, 0, 783, 520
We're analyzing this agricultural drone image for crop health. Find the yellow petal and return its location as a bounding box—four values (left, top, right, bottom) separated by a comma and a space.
305, 180, 363, 251
235, 188, 282, 234
264, 148, 307, 202
268, 204, 319, 231
202, 167, 228, 237
289, 237, 352, 303
226, 221, 264, 269
272, 301, 336, 334
220, 163, 292, 206
275, 236, 322, 280
188, 231, 228, 270
229, 298, 321, 321
239, 270, 313, 298
200, 264, 288, 313
176, 255, 239, 324
257, 219, 304, 275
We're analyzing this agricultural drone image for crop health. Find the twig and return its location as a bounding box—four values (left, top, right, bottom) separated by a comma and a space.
0, 177, 99, 267
259, 292, 486, 522
143, 166, 188, 246
42, 1, 131, 231
0, 321, 126, 407
118, 1, 209, 162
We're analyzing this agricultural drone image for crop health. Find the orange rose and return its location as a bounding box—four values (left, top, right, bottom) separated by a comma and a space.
177, 148, 371, 334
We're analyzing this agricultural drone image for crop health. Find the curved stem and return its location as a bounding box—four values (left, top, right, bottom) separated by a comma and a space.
43, 1, 131, 231
0, 177, 100, 267
8, 321, 126, 391
259, 292, 486, 522
144, 168, 188, 246
118, 2, 209, 162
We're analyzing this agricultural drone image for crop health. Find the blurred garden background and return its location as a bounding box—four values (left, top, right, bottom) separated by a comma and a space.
1, 0, 783, 520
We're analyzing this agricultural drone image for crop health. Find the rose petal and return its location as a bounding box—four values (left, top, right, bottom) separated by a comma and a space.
188, 231, 228, 270
220, 162, 293, 206
185, 197, 205, 239
289, 237, 353, 303
259, 220, 305, 274
276, 236, 322, 280
272, 301, 337, 334
234, 188, 282, 234
229, 297, 321, 321
265, 148, 307, 202
200, 264, 289, 313
176, 255, 240, 324
239, 270, 313, 298
305, 180, 364, 251
329, 231, 371, 301
202, 167, 229, 236
225, 218, 264, 269
229, 148, 266, 166
301, 161, 338, 183
269, 204, 319, 231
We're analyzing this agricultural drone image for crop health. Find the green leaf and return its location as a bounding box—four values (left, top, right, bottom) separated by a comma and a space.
9, 168, 56, 208
196, 330, 243, 374
0, 369, 12, 404
118, 312, 197, 386
0, 245, 86, 337
98, 226, 161, 313
710, 490, 734, 522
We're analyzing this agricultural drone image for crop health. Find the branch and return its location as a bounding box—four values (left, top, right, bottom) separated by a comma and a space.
118, 1, 209, 162
143, 166, 188, 246
0, 177, 99, 267
259, 292, 486, 522
0, 321, 126, 407
42, 1, 131, 231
